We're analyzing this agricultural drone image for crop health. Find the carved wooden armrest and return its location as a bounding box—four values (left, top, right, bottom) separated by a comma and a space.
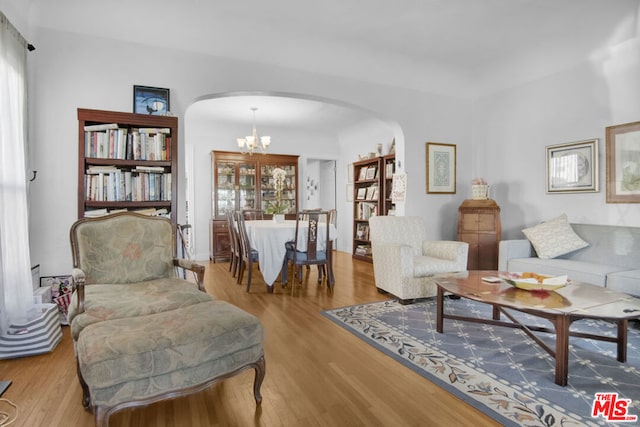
173, 259, 206, 291
71, 268, 86, 314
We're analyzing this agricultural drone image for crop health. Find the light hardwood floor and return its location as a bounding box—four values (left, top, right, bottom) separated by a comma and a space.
0, 251, 499, 426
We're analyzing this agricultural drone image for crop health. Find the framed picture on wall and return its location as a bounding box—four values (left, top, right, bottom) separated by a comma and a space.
606, 120, 640, 203
426, 142, 456, 194
133, 85, 170, 115
546, 139, 598, 193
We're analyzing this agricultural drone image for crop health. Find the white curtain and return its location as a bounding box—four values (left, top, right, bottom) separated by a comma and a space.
0, 12, 35, 333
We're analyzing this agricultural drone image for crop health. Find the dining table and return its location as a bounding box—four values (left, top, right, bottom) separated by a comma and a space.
243, 219, 337, 288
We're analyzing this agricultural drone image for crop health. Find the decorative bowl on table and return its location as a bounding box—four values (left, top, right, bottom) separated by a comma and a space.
500, 272, 569, 291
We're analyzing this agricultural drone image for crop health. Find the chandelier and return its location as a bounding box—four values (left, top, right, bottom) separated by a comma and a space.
237, 107, 271, 155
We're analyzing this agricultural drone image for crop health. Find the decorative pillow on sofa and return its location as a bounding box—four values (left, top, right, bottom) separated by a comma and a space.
522, 214, 589, 259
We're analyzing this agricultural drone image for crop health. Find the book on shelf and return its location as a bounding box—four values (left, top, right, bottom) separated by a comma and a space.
358, 167, 368, 181
385, 162, 394, 177
84, 128, 171, 161
84, 207, 169, 218
138, 128, 171, 134
134, 165, 165, 172
355, 223, 370, 240
365, 185, 378, 201
355, 245, 372, 255
84, 123, 119, 131
84, 208, 109, 218
365, 166, 377, 180
85, 169, 171, 202
357, 202, 377, 220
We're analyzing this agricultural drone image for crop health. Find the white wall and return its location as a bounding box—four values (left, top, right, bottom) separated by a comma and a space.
23, 28, 467, 275
6, 8, 640, 277
472, 37, 640, 239
186, 119, 342, 259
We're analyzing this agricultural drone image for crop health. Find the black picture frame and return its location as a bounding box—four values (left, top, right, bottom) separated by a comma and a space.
133, 85, 170, 115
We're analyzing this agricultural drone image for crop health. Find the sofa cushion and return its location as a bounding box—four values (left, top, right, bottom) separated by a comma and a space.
606, 269, 640, 296
414, 255, 462, 276
77, 300, 264, 407
68, 278, 212, 339
522, 214, 589, 259
507, 257, 626, 287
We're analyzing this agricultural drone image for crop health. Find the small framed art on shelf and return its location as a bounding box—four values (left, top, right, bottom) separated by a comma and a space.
133, 85, 170, 116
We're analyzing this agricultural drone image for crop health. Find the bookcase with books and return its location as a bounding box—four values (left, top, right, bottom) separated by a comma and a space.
382, 153, 396, 215
352, 154, 396, 262
77, 108, 178, 223
352, 157, 381, 262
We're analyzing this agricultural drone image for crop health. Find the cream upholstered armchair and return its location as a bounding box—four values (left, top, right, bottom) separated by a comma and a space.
368, 216, 469, 303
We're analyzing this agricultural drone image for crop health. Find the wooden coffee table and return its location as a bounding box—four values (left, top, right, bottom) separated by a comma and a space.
435, 270, 640, 386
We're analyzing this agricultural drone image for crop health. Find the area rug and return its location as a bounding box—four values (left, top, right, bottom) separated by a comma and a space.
322, 298, 640, 426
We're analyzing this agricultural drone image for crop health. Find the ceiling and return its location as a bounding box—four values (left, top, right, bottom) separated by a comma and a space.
28, 0, 640, 96
22, 0, 640, 130
187, 93, 382, 133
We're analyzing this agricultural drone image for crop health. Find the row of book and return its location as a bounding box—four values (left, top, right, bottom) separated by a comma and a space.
355, 223, 370, 240
385, 161, 394, 178
84, 123, 171, 161
84, 165, 172, 202
356, 185, 379, 201
84, 208, 169, 218
356, 202, 378, 220
354, 244, 372, 256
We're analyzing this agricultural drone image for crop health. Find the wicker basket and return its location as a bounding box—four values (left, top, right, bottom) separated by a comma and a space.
471, 184, 489, 200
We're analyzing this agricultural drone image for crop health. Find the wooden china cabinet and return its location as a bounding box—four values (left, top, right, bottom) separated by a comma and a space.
210, 150, 299, 261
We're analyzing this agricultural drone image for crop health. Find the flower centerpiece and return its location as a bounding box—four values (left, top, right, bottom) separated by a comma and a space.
266, 168, 287, 221
471, 177, 489, 200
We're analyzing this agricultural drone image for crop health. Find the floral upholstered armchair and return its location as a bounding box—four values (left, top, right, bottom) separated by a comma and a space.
68, 212, 206, 326
68, 212, 265, 426
368, 216, 469, 303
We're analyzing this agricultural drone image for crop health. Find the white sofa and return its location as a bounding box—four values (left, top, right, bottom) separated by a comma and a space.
499, 222, 640, 297
369, 216, 469, 303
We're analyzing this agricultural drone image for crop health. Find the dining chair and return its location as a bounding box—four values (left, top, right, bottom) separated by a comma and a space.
236, 212, 260, 291
242, 209, 264, 220
281, 210, 334, 295
226, 211, 242, 278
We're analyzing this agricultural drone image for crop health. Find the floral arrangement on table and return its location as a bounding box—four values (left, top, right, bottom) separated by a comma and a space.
471, 177, 487, 186
266, 168, 288, 214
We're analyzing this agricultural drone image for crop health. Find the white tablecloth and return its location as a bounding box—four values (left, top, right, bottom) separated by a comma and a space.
244, 220, 336, 287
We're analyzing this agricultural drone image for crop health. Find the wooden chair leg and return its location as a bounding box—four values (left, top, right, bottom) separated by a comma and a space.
246, 260, 253, 292
237, 261, 245, 285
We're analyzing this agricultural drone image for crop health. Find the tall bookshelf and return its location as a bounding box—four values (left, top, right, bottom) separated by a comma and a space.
382, 153, 396, 215
77, 108, 178, 223
352, 154, 395, 262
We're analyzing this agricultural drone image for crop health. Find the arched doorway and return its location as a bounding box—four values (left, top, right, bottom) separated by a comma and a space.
184, 91, 403, 260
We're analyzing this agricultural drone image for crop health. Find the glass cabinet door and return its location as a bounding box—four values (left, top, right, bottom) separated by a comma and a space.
238, 162, 257, 210
215, 161, 236, 217
260, 163, 297, 214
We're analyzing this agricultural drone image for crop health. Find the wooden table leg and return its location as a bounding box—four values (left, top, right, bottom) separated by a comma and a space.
617, 319, 628, 363
436, 286, 444, 333
554, 314, 570, 386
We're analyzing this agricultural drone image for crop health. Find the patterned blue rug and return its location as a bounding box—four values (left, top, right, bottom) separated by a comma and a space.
322, 298, 640, 426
